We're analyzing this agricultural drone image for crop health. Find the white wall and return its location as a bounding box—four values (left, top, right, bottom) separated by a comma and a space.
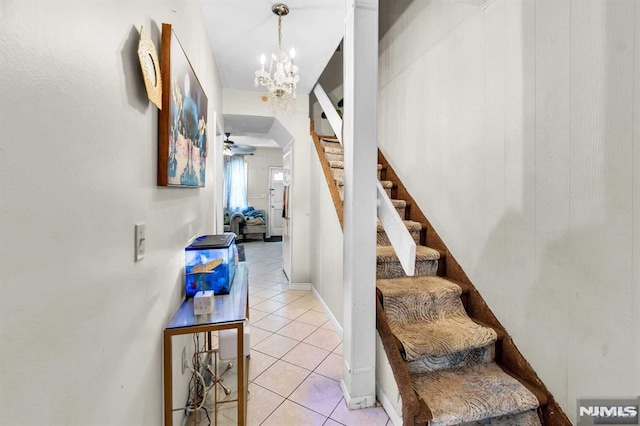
223, 89, 313, 284
0, 1, 222, 425
245, 147, 284, 218
379, 0, 640, 422
309, 143, 344, 327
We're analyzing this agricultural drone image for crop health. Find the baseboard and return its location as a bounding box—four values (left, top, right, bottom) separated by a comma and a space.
312, 286, 343, 339
340, 379, 376, 409
288, 282, 312, 290
376, 382, 402, 426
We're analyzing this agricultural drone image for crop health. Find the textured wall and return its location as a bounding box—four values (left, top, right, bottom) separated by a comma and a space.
0, 1, 222, 424
378, 0, 640, 422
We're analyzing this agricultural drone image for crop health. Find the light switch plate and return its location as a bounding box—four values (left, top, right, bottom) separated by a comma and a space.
135, 224, 146, 261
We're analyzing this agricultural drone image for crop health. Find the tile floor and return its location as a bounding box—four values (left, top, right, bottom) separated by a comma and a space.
191, 240, 392, 426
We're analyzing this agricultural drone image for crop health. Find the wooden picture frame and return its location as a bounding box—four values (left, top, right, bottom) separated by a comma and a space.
158, 23, 208, 187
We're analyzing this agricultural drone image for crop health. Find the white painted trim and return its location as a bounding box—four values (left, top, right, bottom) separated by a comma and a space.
355, 1, 377, 11
312, 286, 344, 339
288, 282, 312, 290
376, 181, 416, 276
340, 379, 376, 409
313, 83, 343, 144
376, 382, 403, 426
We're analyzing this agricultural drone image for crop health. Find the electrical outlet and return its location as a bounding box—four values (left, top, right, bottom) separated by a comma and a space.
135, 223, 146, 261
181, 347, 187, 375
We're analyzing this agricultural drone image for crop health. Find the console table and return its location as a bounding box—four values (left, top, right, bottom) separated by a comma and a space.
163, 263, 248, 425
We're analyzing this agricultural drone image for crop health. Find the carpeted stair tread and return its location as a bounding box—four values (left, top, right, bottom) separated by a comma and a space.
389, 316, 497, 360
376, 219, 422, 232
461, 409, 542, 426
376, 245, 440, 263
323, 146, 344, 154
391, 199, 406, 208
377, 275, 459, 298
380, 180, 394, 189
377, 275, 497, 365
411, 362, 540, 426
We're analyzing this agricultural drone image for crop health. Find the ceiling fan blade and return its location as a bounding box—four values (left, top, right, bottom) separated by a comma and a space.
231, 145, 257, 154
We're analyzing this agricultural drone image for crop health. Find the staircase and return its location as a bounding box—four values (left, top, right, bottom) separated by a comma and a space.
312, 133, 570, 426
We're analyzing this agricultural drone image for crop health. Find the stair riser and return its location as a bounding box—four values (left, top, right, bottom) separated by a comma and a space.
331, 167, 343, 180
321, 140, 341, 149
406, 345, 495, 374
377, 230, 420, 246
376, 259, 438, 279
325, 153, 343, 162
331, 167, 382, 180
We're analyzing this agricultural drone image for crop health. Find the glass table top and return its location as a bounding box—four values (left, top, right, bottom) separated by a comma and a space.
165, 263, 248, 330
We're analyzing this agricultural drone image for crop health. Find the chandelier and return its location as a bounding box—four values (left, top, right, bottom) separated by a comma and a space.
254, 3, 299, 113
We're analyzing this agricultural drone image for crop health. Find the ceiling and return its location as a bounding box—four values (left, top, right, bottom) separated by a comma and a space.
223, 114, 279, 148
199, 0, 345, 94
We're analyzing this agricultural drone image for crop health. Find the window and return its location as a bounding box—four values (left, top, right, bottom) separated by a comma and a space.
223, 155, 248, 212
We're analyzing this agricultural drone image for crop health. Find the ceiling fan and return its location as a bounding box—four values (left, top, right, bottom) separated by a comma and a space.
223, 132, 257, 156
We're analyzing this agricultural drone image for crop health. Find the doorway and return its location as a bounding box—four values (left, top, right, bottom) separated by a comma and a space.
268, 166, 284, 237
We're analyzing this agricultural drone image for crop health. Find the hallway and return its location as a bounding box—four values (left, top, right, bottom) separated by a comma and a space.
204, 240, 392, 426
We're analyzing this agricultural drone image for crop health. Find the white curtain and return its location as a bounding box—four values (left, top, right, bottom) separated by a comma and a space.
224, 155, 248, 212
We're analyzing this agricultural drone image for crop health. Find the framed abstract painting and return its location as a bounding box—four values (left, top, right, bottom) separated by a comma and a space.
158, 23, 208, 187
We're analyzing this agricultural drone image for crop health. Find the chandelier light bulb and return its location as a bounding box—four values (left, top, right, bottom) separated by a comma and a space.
289, 47, 296, 59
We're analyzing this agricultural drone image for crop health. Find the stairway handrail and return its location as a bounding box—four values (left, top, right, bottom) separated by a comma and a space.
377, 181, 416, 276
313, 83, 342, 144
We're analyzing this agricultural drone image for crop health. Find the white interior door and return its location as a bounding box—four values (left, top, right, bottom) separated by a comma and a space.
269, 167, 284, 237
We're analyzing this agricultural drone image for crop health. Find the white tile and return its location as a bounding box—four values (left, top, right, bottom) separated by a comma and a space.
262, 400, 327, 426
289, 373, 343, 416
252, 333, 299, 358
249, 295, 267, 307
297, 310, 329, 327
252, 299, 287, 314
252, 289, 282, 299
321, 320, 339, 332
315, 353, 342, 382
312, 304, 326, 313
272, 304, 309, 320
249, 327, 272, 348
332, 342, 343, 356
249, 308, 269, 324
253, 360, 311, 398
291, 297, 321, 309
282, 342, 330, 371
270, 292, 304, 304
252, 314, 291, 333
277, 321, 319, 341
324, 419, 343, 426
246, 383, 285, 426
248, 349, 278, 381
304, 328, 342, 352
